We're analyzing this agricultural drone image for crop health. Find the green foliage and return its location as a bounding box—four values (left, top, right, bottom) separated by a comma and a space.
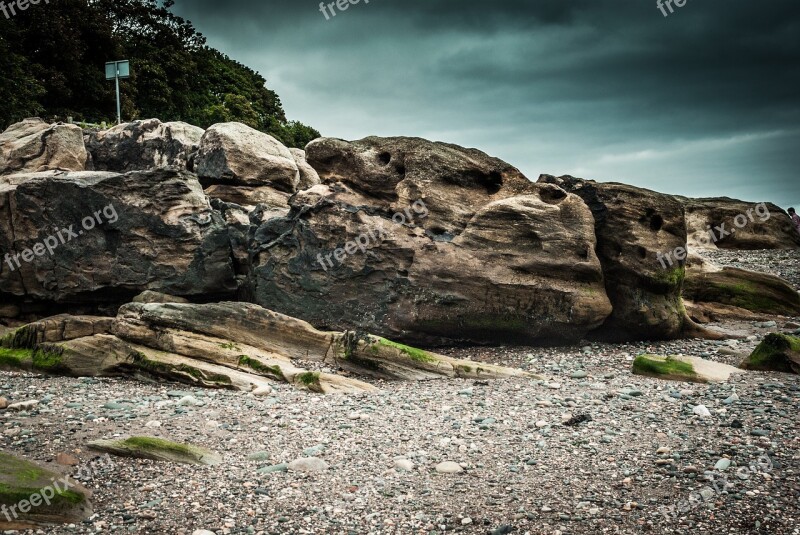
0, 0, 319, 148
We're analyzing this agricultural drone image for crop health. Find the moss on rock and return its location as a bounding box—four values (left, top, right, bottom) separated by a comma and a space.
632, 354, 701, 382
741, 333, 800, 374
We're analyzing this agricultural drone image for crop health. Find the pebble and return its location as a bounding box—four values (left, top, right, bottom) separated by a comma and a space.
435, 461, 464, 474
252, 386, 273, 397
394, 458, 415, 471
0, 397, 8, 409
287, 457, 329, 473
715, 458, 732, 471
693, 404, 712, 418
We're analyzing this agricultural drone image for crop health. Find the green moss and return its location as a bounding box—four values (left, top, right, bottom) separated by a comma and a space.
31, 349, 65, 371
0, 347, 33, 368
219, 342, 241, 351
742, 333, 800, 373
296, 371, 321, 386
130, 352, 232, 387
237, 356, 285, 381
632, 354, 699, 381
654, 267, 686, 287
0, 453, 86, 507
123, 437, 192, 456
376, 338, 438, 364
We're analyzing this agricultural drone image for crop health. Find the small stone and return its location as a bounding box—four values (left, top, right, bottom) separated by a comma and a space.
144, 420, 162, 428
55, 453, 79, 466
0, 397, 8, 410
252, 386, 273, 397
177, 395, 203, 407
723, 393, 739, 405
461, 517, 473, 525
6, 400, 39, 411
435, 461, 464, 474
257, 463, 289, 474
192, 531, 216, 535
287, 457, 329, 473
714, 458, 732, 471
693, 404, 712, 418
394, 458, 415, 471
570, 370, 588, 379
303, 444, 325, 456
656, 447, 671, 454
535, 420, 548, 428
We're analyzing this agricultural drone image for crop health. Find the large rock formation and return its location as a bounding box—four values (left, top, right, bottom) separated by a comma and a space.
678, 196, 800, 250
0, 302, 535, 394
0, 118, 86, 176
0, 169, 236, 320
248, 137, 612, 345
538, 175, 690, 341
84, 119, 203, 172
196, 122, 300, 207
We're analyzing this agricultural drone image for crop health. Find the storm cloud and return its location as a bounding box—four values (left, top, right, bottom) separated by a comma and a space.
171, 0, 800, 207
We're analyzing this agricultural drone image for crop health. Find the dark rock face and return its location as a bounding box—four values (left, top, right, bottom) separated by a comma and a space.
538, 174, 689, 341
84, 119, 203, 172
0, 169, 236, 319
678, 197, 800, 250
247, 138, 612, 345
0, 118, 87, 175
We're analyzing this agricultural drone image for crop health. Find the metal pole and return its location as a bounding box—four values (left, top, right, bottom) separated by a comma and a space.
115, 67, 121, 125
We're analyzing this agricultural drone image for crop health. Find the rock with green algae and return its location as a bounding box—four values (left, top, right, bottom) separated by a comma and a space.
632, 354, 743, 383
0, 451, 92, 529
741, 333, 800, 374
87, 436, 222, 466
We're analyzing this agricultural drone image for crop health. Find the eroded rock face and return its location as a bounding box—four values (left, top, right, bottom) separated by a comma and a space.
679, 197, 800, 250
0, 118, 87, 176
248, 138, 612, 345
196, 122, 300, 202
0, 169, 236, 315
538, 174, 688, 341
290, 148, 321, 190
84, 119, 204, 172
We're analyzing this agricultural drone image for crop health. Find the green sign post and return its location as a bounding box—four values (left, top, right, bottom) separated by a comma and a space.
105, 60, 130, 125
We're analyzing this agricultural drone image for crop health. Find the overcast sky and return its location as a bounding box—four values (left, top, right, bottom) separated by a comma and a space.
171, 0, 800, 209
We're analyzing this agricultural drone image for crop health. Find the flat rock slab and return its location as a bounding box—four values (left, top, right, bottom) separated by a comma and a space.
87, 437, 222, 466
0, 451, 92, 529
633, 354, 743, 384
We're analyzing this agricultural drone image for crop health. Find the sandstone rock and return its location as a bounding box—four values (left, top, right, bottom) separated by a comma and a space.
204, 184, 291, 211
84, 119, 203, 172
131, 291, 190, 304
248, 137, 612, 345
740, 333, 800, 374
0, 301, 534, 393
0, 451, 92, 529
289, 148, 321, 190
435, 461, 464, 474
0, 397, 7, 409
0, 169, 236, 312
538, 174, 689, 341
0, 118, 86, 176
684, 254, 800, 316
632, 354, 744, 383
196, 122, 299, 192
55, 453, 79, 466
678, 196, 800, 250
87, 436, 222, 465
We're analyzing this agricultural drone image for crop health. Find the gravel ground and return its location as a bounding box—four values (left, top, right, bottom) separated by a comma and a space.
1, 252, 799, 535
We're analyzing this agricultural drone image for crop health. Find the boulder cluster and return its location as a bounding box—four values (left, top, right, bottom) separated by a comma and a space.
1, 118, 798, 348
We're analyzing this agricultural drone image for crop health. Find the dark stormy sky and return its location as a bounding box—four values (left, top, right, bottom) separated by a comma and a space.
171, 0, 800, 209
